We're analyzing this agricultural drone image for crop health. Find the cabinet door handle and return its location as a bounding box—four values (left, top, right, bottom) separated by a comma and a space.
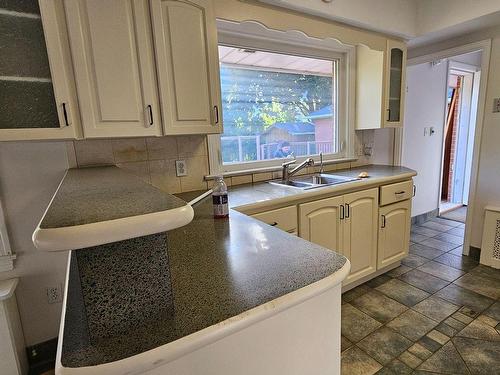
62, 102, 69, 127
340, 205, 345, 220
214, 105, 219, 124
381, 215, 386, 228
269, 222, 278, 227
413, 185, 416, 197
386, 108, 391, 121
345, 203, 350, 218
147, 105, 154, 127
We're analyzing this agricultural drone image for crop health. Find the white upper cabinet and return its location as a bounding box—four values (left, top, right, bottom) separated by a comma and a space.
355, 39, 407, 129
0, 1, 81, 141
64, 0, 162, 138
384, 40, 407, 127
150, 0, 222, 135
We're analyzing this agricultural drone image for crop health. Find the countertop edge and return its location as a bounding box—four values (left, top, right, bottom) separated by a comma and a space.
55, 259, 351, 375
33, 204, 194, 252
232, 170, 417, 214
0, 278, 18, 301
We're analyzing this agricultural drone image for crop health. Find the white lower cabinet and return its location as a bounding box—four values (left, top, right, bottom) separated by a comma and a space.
343, 189, 378, 283
251, 182, 412, 286
298, 196, 344, 253
299, 188, 378, 284
252, 206, 298, 235
378, 199, 411, 268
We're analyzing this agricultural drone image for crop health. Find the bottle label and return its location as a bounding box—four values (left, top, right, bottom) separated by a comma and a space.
213, 194, 229, 217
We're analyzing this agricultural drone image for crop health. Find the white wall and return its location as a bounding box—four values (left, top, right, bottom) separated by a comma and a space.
402, 62, 448, 217
408, 25, 500, 247
258, 0, 417, 38
0, 142, 69, 346
416, 0, 500, 35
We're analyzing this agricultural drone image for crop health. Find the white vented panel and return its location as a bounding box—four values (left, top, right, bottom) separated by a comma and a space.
480, 207, 500, 269
493, 219, 500, 260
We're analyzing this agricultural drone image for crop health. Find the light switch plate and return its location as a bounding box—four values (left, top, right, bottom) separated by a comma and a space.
493, 98, 500, 113
175, 160, 187, 177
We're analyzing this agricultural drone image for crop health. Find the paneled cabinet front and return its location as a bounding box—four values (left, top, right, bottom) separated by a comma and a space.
343, 189, 378, 283
64, 0, 162, 137
299, 188, 378, 284
378, 199, 411, 268
150, 0, 222, 135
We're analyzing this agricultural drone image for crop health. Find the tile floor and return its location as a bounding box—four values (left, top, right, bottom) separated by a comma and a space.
341, 216, 500, 375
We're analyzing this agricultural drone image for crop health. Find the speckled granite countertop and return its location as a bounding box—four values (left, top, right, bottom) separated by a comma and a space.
61, 193, 348, 367
227, 165, 416, 211
40, 166, 187, 228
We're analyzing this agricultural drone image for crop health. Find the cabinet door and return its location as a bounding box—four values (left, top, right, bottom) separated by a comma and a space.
299, 196, 344, 255
151, 0, 222, 135
384, 40, 407, 128
252, 206, 297, 235
378, 199, 411, 268
343, 188, 378, 283
0, 1, 81, 141
65, 0, 162, 138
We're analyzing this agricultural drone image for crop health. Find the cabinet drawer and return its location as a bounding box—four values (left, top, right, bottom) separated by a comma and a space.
380, 180, 413, 206
252, 206, 297, 234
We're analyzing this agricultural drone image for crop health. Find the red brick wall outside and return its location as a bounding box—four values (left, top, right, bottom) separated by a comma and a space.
447, 76, 462, 201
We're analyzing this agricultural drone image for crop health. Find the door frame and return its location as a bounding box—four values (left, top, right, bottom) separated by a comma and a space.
395, 39, 491, 256
440, 62, 477, 208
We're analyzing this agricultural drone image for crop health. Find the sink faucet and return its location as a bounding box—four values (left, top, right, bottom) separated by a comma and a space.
282, 157, 315, 183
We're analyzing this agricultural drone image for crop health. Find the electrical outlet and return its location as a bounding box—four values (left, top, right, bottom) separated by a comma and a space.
46, 285, 62, 304
175, 160, 187, 177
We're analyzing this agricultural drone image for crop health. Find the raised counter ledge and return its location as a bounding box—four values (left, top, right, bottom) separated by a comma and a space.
58, 193, 349, 372
32, 166, 194, 251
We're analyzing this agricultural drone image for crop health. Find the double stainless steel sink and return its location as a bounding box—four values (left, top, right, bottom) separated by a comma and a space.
269, 173, 359, 190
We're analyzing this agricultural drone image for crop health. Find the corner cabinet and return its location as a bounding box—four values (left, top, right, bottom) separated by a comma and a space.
150, 0, 223, 135
64, 0, 162, 138
384, 40, 407, 127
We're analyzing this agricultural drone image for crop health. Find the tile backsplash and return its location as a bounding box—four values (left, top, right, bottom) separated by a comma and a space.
69, 135, 371, 194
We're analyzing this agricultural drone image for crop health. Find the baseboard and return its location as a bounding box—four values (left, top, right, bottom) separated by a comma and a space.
469, 246, 481, 261
411, 208, 439, 225
27, 337, 58, 375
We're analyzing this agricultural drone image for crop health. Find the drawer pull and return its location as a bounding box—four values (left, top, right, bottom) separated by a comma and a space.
395, 191, 406, 195
270, 222, 278, 226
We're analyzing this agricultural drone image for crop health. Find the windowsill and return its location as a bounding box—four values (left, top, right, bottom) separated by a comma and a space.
0, 254, 16, 273
205, 157, 358, 180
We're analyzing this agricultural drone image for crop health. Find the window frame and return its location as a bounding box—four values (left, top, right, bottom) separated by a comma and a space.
208, 20, 356, 175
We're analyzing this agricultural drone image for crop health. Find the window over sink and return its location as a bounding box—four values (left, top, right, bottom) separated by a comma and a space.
208, 20, 355, 175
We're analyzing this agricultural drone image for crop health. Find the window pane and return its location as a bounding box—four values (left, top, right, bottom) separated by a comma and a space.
219, 46, 337, 165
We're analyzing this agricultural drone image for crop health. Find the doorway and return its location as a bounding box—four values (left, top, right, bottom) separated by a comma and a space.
439, 58, 481, 223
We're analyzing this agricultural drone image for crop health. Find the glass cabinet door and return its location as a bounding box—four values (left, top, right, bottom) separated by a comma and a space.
388, 48, 403, 122
385, 40, 406, 128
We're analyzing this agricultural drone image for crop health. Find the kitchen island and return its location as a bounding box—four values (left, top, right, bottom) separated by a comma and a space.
43, 166, 349, 375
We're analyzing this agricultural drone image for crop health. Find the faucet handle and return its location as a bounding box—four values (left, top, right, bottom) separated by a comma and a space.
281, 158, 296, 167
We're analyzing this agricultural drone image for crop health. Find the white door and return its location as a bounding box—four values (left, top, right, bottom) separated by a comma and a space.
150, 0, 222, 135
299, 196, 344, 256
343, 189, 378, 283
378, 200, 411, 268
65, 0, 162, 137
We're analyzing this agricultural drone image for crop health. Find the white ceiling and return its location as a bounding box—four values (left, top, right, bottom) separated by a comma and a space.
258, 0, 500, 47
218, 46, 333, 75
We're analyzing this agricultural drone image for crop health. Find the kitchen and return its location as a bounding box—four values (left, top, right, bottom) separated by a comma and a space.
1, 1, 499, 374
